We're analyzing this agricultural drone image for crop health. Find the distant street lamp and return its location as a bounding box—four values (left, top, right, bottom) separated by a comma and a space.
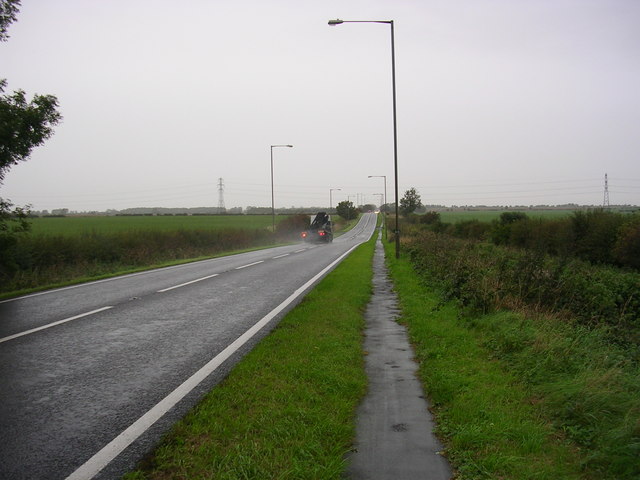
368, 175, 387, 240
270, 144, 293, 232
330, 188, 341, 210
329, 18, 400, 258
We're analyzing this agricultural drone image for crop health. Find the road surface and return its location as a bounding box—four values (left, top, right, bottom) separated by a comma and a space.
0, 213, 376, 480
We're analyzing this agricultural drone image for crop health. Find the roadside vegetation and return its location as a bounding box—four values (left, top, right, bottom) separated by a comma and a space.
0, 213, 361, 297
124, 230, 376, 479
386, 209, 640, 479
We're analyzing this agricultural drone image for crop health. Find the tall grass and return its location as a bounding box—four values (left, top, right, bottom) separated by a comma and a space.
1, 228, 274, 293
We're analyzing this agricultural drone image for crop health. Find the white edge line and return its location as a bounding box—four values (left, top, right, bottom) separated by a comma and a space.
157, 274, 219, 293
0, 262, 208, 304
65, 241, 364, 480
234, 260, 264, 270
0, 254, 237, 305
0, 306, 114, 345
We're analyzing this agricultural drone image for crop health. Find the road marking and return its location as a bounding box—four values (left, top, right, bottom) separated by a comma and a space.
272, 253, 289, 259
157, 274, 219, 293
65, 242, 363, 480
234, 261, 264, 270
294, 248, 306, 253
0, 260, 221, 304
0, 306, 114, 345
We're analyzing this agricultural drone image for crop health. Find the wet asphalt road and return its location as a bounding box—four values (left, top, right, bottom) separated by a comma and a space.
0, 213, 376, 480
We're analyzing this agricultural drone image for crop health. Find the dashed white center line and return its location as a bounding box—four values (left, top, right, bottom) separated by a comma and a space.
157, 274, 219, 292
272, 254, 290, 259
0, 306, 114, 344
235, 261, 264, 270
294, 248, 306, 253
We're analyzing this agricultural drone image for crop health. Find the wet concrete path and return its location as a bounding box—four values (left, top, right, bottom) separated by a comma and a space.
347, 231, 452, 480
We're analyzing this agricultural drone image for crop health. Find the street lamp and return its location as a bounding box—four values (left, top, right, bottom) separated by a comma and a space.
270, 144, 293, 232
330, 188, 341, 210
329, 18, 400, 258
368, 175, 387, 240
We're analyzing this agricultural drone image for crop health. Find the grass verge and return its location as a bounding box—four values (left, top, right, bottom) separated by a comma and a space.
384, 241, 595, 480
124, 234, 376, 479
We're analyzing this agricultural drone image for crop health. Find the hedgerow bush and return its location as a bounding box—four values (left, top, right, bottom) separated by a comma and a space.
0, 228, 273, 293
417, 209, 640, 271
404, 230, 640, 346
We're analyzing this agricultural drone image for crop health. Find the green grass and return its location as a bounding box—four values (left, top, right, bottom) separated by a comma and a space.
384, 241, 592, 480
124, 234, 376, 479
27, 214, 281, 236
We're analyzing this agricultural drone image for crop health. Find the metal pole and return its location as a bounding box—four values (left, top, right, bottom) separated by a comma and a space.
383, 175, 388, 241
270, 146, 275, 232
390, 20, 400, 259
368, 175, 388, 241
329, 19, 399, 258
330, 188, 341, 210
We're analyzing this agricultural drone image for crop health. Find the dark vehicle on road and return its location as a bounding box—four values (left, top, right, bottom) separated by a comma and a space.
301, 212, 333, 243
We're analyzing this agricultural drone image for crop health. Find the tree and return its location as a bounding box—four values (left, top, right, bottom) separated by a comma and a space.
1, 0, 61, 276
1, 1, 61, 183
399, 187, 422, 216
0, 80, 62, 183
336, 200, 358, 220
0, 0, 20, 42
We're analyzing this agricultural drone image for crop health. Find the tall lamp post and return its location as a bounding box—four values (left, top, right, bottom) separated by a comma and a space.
330, 188, 341, 211
329, 18, 400, 258
368, 175, 387, 240
270, 144, 293, 232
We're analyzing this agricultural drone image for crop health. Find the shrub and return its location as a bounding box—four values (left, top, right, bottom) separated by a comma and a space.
613, 216, 640, 269
405, 230, 640, 346
1, 228, 273, 293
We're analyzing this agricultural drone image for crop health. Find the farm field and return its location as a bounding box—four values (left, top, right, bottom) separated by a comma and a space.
27, 214, 285, 236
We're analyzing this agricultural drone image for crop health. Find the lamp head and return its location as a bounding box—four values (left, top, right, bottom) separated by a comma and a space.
328, 19, 344, 26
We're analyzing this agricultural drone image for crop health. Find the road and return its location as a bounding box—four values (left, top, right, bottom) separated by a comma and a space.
0, 212, 377, 480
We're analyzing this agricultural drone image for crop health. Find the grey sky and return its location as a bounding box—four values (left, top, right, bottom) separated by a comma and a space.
1, 0, 638, 211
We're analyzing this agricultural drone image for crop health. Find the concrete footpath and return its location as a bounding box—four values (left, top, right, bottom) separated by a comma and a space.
347, 231, 452, 480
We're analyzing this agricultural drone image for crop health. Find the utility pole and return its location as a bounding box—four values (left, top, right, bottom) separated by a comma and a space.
603, 173, 610, 209
217, 177, 225, 214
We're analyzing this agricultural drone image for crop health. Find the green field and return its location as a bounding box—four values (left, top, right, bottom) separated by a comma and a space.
27, 214, 282, 236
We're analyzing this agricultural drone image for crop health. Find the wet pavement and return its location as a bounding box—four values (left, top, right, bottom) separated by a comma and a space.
347, 231, 452, 480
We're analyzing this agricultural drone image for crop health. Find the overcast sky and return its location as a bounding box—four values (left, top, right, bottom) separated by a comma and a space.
1, 0, 639, 212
